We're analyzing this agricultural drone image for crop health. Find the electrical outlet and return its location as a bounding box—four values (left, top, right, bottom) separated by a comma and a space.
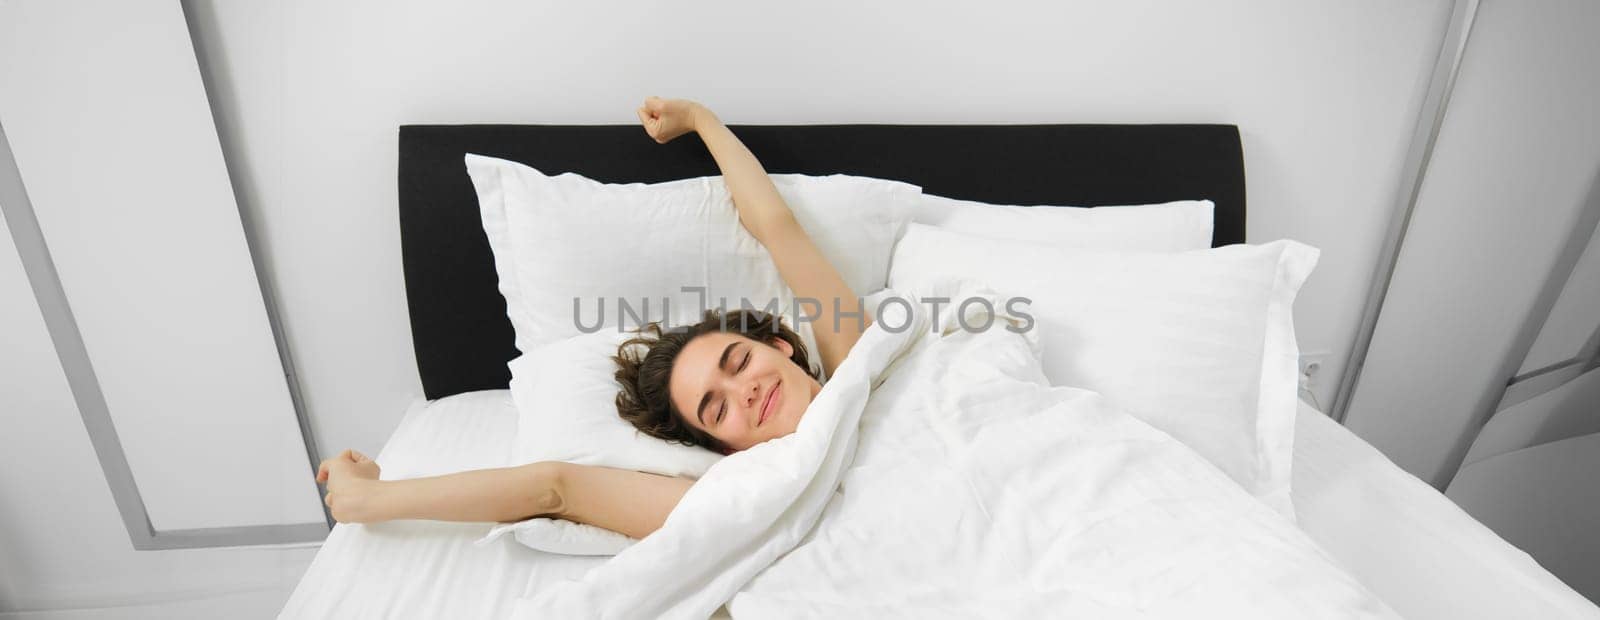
1298, 351, 1329, 392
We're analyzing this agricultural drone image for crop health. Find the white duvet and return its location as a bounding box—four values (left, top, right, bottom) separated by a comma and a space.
513, 284, 1397, 619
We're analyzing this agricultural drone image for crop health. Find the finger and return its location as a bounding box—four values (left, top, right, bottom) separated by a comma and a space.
339, 448, 356, 462
637, 107, 652, 127
646, 96, 664, 112
316, 460, 330, 483
324, 493, 334, 508
351, 450, 369, 463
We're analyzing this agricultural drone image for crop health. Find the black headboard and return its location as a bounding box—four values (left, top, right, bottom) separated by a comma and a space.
399, 124, 1245, 400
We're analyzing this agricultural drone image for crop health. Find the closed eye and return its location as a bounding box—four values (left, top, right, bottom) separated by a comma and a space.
713, 348, 751, 426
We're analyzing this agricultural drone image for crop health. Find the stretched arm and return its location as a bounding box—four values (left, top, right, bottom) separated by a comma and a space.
317, 450, 693, 539
637, 97, 868, 376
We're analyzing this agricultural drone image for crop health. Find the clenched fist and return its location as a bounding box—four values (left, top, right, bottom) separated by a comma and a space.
316, 449, 381, 523
636, 96, 708, 144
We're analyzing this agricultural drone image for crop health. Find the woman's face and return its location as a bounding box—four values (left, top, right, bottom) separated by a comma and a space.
669, 332, 821, 452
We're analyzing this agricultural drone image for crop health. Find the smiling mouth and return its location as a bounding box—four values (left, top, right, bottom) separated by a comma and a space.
759, 380, 780, 426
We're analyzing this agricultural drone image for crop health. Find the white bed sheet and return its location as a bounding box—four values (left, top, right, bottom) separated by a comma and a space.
1289, 399, 1596, 619
282, 391, 1597, 619
278, 391, 604, 619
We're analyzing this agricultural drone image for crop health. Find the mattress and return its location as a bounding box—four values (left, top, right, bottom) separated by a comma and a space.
281, 391, 1596, 619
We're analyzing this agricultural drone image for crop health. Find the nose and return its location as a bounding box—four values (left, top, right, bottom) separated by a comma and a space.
740, 377, 760, 412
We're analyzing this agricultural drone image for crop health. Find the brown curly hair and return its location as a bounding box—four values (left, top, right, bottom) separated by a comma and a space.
614, 308, 821, 453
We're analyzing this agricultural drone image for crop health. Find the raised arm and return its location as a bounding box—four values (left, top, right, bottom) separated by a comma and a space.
637, 97, 868, 376
317, 450, 692, 539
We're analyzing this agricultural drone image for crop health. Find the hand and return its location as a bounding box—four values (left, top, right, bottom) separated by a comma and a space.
317, 449, 381, 523
636, 96, 706, 144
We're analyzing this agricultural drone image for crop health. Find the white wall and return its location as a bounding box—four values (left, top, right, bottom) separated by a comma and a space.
0, 0, 325, 535
1342, 0, 1600, 486
0, 1, 318, 614
0, 201, 315, 614
184, 0, 1452, 459
1465, 367, 1600, 468
1518, 220, 1600, 376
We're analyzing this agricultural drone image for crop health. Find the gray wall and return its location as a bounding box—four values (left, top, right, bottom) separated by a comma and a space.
1342, 0, 1600, 487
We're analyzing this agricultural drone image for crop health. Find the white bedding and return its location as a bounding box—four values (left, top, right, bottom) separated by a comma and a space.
513, 291, 1394, 618
282, 380, 1595, 620
278, 391, 605, 619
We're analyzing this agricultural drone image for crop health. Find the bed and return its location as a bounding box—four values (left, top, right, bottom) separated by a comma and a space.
282, 392, 1590, 619
281, 124, 1595, 618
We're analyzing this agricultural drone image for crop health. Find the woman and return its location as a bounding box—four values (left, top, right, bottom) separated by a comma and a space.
316, 97, 868, 539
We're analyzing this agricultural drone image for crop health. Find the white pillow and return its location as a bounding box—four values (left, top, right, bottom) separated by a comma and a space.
915, 194, 1214, 252
491, 330, 721, 556
888, 223, 1316, 519
465, 154, 920, 355
505, 330, 721, 478
477, 513, 634, 557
